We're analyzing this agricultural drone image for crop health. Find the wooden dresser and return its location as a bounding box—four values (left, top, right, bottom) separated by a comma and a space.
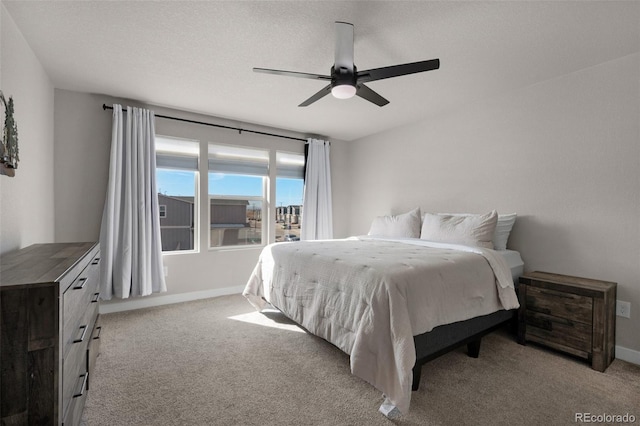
517, 271, 616, 372
1, 242, 102, 425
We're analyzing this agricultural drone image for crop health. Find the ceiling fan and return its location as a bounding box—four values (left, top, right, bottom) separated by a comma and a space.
253, 21, 439, 107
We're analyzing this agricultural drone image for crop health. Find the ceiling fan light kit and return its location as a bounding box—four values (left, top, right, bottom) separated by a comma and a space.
254, 21, 440, 107
331, 85, 357, 99
330, 64, 357, 99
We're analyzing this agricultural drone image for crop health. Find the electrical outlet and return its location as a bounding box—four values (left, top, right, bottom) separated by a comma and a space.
616, 300, 631, 318
163, 266, 169, 277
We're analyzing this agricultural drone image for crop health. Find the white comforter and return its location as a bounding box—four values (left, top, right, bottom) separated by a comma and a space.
243, 236, 519, 416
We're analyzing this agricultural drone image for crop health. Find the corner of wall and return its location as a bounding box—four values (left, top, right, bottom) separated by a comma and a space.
0, 3, 55, 254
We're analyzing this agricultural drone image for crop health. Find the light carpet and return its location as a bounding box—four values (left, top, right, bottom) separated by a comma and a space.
82, 295, 640, 425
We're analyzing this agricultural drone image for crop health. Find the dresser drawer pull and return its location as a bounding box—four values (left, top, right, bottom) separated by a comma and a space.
91, 292, 100, 303
73, 277, 88, 290
73, 325, 88, 343
93, 326, 102, 340
73, 373, 89, 398
92, 257, 100, 265
536, 290, 577, 299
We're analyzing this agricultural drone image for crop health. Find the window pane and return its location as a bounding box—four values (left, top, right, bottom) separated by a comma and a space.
157, 168, 197, 252
208, 143, 268, 249
276, 151, 305, 179
156, 135, 199, 253
156, 136, 199, 171
209, 173, 265, 248
209, 173, 263, 197
275, 177, 303, 242
208, 144, 269, 176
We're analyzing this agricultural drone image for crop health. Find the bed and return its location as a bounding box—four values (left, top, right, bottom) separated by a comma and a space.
243, 209, 521, 417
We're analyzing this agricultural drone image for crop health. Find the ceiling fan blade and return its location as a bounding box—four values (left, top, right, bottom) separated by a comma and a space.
334, 22, 354, 72
356, 84, 389, 107
253, 68, 331, 81
357, 59, 440, 83
299, 84, 332, 107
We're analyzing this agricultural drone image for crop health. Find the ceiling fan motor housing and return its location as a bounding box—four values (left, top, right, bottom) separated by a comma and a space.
331, 65, 357, 89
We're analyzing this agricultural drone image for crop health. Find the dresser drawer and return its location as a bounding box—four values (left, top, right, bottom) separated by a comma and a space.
526, 286, 592, 325
87, 315, 102, 390
62, 298, 97, 414
61, 324, 89, 418
62, 258, 100, 358
57, 245, 99, 295
525, 310, 592, 354
62, 373, 88, 426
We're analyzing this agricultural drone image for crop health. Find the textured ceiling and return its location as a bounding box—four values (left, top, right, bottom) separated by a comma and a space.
3, 1, 639, 141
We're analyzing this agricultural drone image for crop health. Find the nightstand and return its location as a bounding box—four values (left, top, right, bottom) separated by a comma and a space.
517, 271, 616, 372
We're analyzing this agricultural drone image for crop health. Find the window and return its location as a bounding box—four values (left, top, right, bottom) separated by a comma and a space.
208, 144, 269, 248
155, 138, 305, 252
156, 136, 199, 252
275, 151, 304, 242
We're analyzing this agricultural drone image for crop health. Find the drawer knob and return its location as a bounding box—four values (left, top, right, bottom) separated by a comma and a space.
73, 325, 88, 343
73, 373, 89, 398
91, 292, 100, 303
73, 277, 88, 290
91, 257, 100, 265
93, 326, 102, 340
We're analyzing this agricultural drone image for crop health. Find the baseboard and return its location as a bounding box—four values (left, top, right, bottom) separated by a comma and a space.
616, 345, 640, 366
99, 285, 246, 314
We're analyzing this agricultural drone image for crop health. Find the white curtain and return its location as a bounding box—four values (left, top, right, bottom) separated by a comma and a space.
301, 138, 333, 240
99, 105, 166, 300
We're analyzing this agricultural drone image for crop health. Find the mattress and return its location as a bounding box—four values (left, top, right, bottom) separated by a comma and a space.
498, 249, 524, 283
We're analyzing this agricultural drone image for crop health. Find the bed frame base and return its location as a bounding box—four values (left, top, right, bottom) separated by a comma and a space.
412, 309, 515, 391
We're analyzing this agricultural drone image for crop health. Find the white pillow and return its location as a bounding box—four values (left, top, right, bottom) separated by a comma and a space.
421, 210, 498, 248
493, 213, 517, 250
368, 207, 421, 239
427, 211, 517, 250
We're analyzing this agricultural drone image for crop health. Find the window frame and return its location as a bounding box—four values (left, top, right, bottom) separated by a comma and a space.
154, 137, 305, 254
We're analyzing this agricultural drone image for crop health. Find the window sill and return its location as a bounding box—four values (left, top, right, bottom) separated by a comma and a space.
161, 249, 198, 256
208, 245, 265, 253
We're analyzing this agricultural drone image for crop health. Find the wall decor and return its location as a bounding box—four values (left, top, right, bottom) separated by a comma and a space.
0, 91, 19, 177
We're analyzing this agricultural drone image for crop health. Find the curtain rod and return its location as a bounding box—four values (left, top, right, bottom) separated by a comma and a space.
102, 104, 307, 142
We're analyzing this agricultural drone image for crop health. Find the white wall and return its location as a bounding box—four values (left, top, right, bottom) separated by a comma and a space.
346, 53, 640, 353
0, 4, 55, 255
53, 89, 350, 308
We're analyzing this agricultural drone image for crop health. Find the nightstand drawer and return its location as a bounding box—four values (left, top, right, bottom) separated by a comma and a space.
526, 286, 592, 325
526, 310, 592, 354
